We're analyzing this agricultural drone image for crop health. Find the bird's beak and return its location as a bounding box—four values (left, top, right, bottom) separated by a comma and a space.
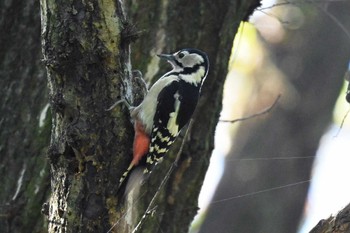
157, 53, 175, 62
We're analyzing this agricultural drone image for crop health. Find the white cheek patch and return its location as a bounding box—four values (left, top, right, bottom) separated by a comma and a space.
182, 54, 204, 66
167, 92, 181, 136
180, 66, 205, 86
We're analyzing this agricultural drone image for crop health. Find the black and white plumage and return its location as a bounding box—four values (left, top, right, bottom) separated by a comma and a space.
118, 48, 209, 189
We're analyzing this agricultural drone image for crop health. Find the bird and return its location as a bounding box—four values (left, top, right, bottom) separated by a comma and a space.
117, 48, 209, 191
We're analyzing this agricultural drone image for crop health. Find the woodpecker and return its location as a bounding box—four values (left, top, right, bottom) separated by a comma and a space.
118, 48, 209, 189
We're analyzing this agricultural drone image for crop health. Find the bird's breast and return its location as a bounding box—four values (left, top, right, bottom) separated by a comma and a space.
137, 74, 179, 134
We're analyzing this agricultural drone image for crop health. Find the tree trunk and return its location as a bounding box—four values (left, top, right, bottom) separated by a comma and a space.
201, 1, 350, 233
40, 0, 138, 232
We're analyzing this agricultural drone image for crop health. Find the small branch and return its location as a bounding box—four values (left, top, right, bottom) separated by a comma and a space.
220, 94, 281, 124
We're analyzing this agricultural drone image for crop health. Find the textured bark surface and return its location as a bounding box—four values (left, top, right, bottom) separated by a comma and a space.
0, 1, 50, 232
310, 203, 350, 233
201, 2, 350, 233
40, 0, 136, 232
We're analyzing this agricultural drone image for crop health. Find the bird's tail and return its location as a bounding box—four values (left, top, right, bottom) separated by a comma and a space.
117, 163, 149, 195
124, 167, 146, 195
117, 163, 135, 193
117, 156, 154, 194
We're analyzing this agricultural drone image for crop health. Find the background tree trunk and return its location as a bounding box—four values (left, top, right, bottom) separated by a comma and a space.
0, 1, 50, 232
201, 1, 350, 233
123, 1, 261, 232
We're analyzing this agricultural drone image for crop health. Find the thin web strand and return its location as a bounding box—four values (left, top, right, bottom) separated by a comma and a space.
209, 179, 311, 204
153, 179, 312, 216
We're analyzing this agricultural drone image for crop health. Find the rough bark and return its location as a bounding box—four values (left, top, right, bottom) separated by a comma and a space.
201, 1, 350, 233
310, 203, 350, 233
0, 1, 50, 232
40, 0, 136, 232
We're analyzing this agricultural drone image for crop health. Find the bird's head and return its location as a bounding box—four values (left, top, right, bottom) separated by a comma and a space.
158, 48, 209, 85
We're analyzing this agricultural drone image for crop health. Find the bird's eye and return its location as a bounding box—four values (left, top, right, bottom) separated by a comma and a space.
178, 52, 185, 59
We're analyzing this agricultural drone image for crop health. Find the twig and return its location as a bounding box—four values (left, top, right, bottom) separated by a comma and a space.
220, 94, 281, 124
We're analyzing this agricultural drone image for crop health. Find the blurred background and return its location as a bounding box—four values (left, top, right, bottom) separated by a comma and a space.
191, 0, 350, 232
